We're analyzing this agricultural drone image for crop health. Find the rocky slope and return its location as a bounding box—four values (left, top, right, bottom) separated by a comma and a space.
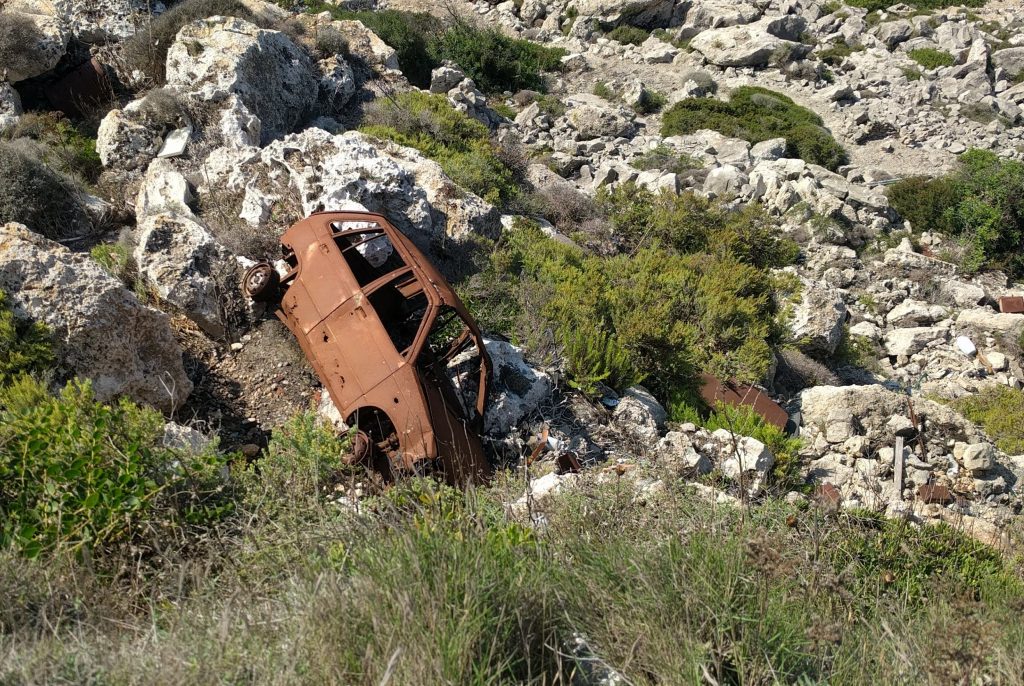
2, 0, 1023, 546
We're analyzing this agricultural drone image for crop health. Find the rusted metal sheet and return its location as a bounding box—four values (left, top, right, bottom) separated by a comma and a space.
814, 482, 842, 509
44, 58, 110, 117
699, 373, 789, 431
244, 211, 492, 486
917, 484, 953, 505
999, 296, 1024, 314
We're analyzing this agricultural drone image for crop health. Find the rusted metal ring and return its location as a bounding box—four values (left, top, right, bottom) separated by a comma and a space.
242, 263, 280, 302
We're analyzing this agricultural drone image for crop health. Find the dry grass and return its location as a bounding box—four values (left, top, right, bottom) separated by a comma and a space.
2, 467, 1024, 685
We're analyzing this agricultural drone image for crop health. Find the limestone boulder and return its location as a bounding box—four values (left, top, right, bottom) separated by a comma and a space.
0, 1, 69, 83
0, 223, 192, 412
790, 276, 847, 355
165, 17, 318, 145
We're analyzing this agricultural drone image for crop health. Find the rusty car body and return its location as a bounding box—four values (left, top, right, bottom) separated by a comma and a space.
243, 211, 492, 485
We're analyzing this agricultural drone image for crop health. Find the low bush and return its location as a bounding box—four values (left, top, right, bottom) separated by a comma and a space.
606, 25, 650, 45
953, 386, 1024, 455
360, 91, 522, 207
4, 112, 102, 183
0, 290, 53, 389
846, 0, 983, 10
466, 220, 779, 399
0, 377, 231, 559
309, 4, 564, 92
633, 88, 667, 114
432, 18, 566, 93
632, 144, 703, 174
592, 81, 613, 99
598, 183, 799, 269
0, 140, 91, 239
237, 412, 354, 515
909, 47, 955, 69
886, 149, 1024, 277
661, 86, 848, 171
817, 39, 856, 66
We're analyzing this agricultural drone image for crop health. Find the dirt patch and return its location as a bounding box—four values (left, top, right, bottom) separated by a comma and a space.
174, 314, 322, 450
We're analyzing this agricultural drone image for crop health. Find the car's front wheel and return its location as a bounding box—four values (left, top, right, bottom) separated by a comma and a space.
242, 262, 280, 303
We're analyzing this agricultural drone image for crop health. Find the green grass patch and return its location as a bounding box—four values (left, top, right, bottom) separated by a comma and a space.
953, 386, 1024, 455
360, 91, 522, 207
661, 86, 848, 171
909, 47, 956, 69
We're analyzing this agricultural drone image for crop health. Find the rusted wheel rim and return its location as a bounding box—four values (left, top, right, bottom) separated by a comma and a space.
242, 263, 279, 301
351, 430, 373, 464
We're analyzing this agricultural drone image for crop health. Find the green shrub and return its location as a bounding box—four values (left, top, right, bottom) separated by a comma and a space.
592, 81, 613, 99
886, 150, 1024, 277
304, 4, 444, 87
313, 6, 567, 92
953, 386, 1024, 455
5, 112, 102, 183
909, 47, 955, 69
238, 412, 354, 514
467, 222, 779, 399
432, 18, 566, 93
0, 377, 230, 559
817, 40, 855, 66
661, 86, 848, 170
0, 140, 91, 239
598, 183, 800, 269
634, 88, 667, 114
606, 25, 650, 45
0, 290, 53, 389
360, 91, 522, 207
846, 0, 983, 11
632, 144, 703, 174
122, 0, 288, 85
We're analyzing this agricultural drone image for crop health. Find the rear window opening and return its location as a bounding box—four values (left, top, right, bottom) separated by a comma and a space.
333, 227, 406, 287
367, 279, 428, 358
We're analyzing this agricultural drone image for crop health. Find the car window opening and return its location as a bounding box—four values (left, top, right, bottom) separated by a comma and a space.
334, 230, 406, 287
367, 282, 428, 358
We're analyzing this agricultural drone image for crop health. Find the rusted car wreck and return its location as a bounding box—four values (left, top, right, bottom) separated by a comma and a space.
243, 211, 492, 485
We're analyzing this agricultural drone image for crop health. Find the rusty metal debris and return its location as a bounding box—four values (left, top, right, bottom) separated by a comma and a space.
244, 211, 492, 485
699, 373, 790, 431
999, 296, 1024, 314
44, 58, 110, 117
917, 483, 954, 506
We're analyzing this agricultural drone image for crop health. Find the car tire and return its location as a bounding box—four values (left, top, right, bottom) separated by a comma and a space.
242, 262, 280, 303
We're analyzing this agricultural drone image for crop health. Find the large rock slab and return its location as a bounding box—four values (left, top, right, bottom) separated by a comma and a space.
0, 223, 192, 412
572, 0, 678, 27
565, 94, 637, 140
0, 1, 69, 83
134, 212, 237, 339
203, 128, 500, 251
165, 16, 318, 145
790, 276, 847, 355
690, 16, 810, 67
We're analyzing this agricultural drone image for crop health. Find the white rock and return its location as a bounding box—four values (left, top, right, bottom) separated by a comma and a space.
612, 385, 667, 444
0, 0, 69, 83
961, 443, 994, 474
656, 431, 711, 474
479, 339, 552, 436
790, 276, 847, 355
134, 213, 236, 339
165, 17, 317, 145
883, 326, 948, 357
0, 83, 23, 131
0, 223, 192, 411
